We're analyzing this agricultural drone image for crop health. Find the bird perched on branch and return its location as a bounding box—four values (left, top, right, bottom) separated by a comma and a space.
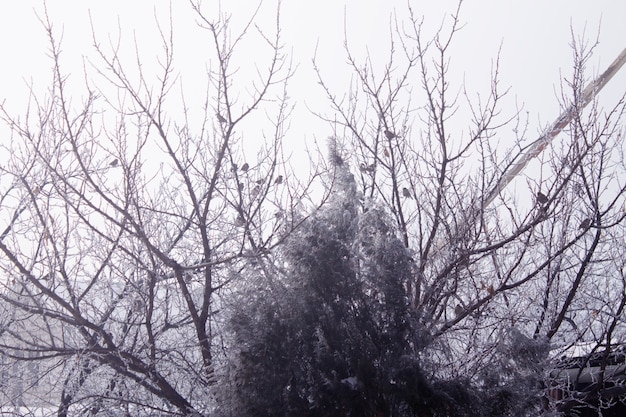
384, 129, 397, 140
402, 187, 413, 199
536, 191, 548, 204
216, 113, 227, 124
359, 163, 376, 173
241, 163, 249, 172
579, 217, 592, 230
274, 175, 283, 185
109, 158, 119, 167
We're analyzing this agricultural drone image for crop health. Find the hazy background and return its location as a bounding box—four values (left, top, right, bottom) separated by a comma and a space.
1, 1, 625, 173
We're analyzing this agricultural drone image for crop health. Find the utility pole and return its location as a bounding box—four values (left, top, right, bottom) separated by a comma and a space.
483, 46, 626, 209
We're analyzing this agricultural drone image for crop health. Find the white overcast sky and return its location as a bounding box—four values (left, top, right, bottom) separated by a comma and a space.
1, 1, 625, 169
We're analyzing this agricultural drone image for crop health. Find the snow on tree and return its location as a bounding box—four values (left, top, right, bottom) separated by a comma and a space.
219, 153, 541, 417
0, 2, 624, 416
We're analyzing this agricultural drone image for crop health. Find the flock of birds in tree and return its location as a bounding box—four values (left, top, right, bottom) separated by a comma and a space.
106, 113, 594, 233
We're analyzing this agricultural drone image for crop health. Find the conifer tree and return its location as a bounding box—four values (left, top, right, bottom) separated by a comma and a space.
221, 160, 499, 417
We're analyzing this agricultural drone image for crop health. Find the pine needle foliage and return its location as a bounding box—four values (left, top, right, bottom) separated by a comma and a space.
221, 166, 491, 417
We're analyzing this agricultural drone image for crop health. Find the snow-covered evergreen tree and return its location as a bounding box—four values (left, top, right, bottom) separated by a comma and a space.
219, 155, 516, 417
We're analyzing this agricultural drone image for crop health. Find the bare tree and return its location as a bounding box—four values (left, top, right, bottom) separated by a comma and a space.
0, 3, 323, 416
313, 3, 626, 415
1, 1, 625, 416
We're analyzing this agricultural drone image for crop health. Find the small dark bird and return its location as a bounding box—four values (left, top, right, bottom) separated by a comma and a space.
216, 113, 227, 124
110, 158, 119, 167
383, 148, 390, 158
359, 163, 376, 173
458, 253, 470, 267
537, 191, 548, 204
384, 129, 397, 140
402, 187, 413, 199
231, 163, 238, 172
455, 304, 463, 317
238, 182, 244, 191
579, 218, 592, 230
274, 175, 283, 185
241, 163, 249, 172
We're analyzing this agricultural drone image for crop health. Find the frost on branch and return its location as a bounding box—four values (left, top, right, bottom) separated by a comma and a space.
219, 159, 520, 417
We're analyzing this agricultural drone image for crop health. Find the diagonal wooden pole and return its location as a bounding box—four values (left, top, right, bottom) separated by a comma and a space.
483, 46, 626, 209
